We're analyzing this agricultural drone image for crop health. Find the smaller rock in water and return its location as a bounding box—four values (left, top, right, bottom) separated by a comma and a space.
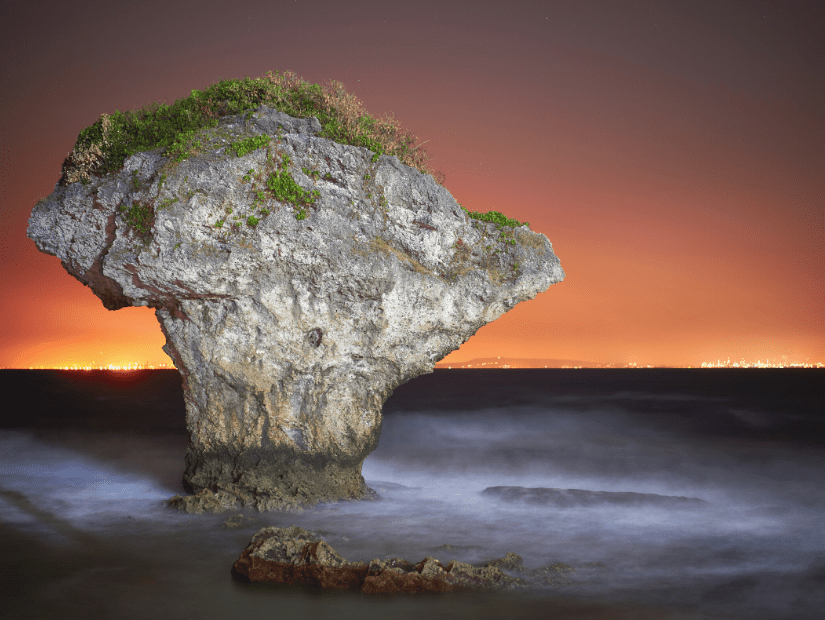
232, 526, 526, 593
485, 551, 524, 570
481, 486, 709, 509
222, 513, 258, 529
483, 552, 581, 588
232, 526, 368, 590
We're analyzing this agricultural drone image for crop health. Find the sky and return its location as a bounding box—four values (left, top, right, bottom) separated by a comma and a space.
1, 0, 823, 368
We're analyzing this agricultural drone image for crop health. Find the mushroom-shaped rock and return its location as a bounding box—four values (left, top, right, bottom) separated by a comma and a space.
28, 106, 564, 511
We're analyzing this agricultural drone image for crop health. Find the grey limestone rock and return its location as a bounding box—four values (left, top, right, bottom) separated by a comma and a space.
28, 105, 564, 511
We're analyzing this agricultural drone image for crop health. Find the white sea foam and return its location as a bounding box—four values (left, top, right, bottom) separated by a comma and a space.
0, 430, 176, 528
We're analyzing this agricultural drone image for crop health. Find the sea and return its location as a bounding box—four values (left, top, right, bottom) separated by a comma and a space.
1, 368, 823, 619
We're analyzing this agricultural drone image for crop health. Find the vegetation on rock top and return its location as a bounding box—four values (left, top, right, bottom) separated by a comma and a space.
60, 70, 446, 187
59, 70, 531, 232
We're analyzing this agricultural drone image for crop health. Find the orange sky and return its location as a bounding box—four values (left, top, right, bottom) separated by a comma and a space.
2, 1, 823, 368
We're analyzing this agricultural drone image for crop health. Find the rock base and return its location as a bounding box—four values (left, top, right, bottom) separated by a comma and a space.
167, 483, 378, 514
177, 452, 379, 512
167, 489, 234, 514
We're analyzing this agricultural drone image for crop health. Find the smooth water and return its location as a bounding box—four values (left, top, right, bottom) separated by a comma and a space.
1, 369, 823, 619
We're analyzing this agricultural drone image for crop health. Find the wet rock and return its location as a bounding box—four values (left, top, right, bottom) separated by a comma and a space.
485, 551, 524, 570
232, 526, 524, 593
439, 560, 520, 591
231, 526, 368, 590
484, 552, 579, 587
527, 563, 579, 587
360, 557, 457, 594
222, 513, 258, 528
222, 514, 244, 528
435, 543, 483, 553
482, 486, 709, 509
28, 103, 564, 511
166, 489, 231, 514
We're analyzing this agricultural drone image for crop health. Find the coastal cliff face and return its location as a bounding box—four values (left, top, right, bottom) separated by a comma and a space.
28, 105, 564, 511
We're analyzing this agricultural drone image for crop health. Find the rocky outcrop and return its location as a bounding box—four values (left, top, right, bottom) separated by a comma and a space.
27, 105, 564, 511
231, 526, 370, 590
231, 526, 525, 593
482, 486, 710, 509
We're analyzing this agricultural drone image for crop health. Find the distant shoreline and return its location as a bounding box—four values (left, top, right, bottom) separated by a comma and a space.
1, 365, 822, 371
434, 357, 823, 369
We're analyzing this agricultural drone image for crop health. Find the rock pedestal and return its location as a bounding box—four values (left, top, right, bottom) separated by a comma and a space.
28, 106, 564, 511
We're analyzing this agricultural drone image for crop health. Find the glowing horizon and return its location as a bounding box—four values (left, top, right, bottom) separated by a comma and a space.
5, 353, 822, 371
3, 3, 822, 371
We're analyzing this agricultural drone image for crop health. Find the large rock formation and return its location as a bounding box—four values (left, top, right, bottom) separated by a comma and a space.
27, 105, 564, 511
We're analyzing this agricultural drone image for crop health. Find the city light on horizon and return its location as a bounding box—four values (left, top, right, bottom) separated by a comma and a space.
3, 352, 823, 371
19, 362, 174, 371
434, 354, 823, 370
699, 357, 823, 369
8, 343, 823, 371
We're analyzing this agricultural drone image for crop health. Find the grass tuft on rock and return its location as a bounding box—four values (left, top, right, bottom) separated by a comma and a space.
59, 70, 447, 187
461, 206, 529, 229
118, 201, 154, 238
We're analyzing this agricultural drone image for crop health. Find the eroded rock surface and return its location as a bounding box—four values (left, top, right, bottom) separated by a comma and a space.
231, 526, 526, 593
28, 106, 564, 511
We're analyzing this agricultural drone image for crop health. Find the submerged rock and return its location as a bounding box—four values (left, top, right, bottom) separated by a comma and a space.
484, 552, 581, 588
482, 486, 710, 509
222, 513, 258, 529
27, 104, 564, 511
232, 526, 524, 593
